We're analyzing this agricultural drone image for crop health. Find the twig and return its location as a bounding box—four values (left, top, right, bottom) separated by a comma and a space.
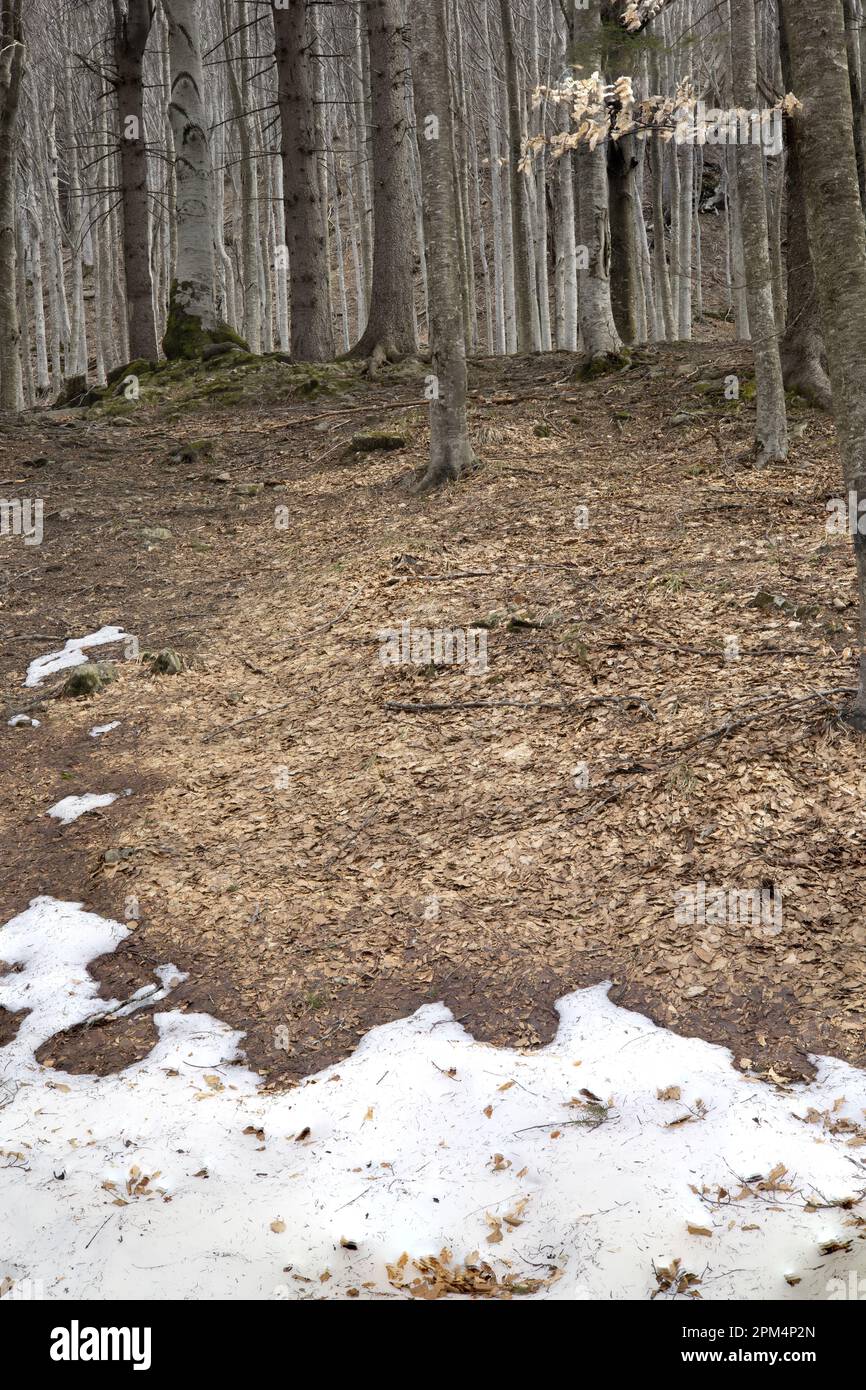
384, 696, 652, 715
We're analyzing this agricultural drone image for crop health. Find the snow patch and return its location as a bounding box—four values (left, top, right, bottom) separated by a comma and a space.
1, 897, 866, 1302
8, 714, 40, 727
25, 625, 129, 688
89, 721, 121, 738
46, 793, 119, 825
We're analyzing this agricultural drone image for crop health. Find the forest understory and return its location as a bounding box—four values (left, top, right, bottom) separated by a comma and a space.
3, 336, 864, 1091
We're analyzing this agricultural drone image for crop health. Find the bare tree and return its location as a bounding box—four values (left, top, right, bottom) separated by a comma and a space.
274, 0, 334, 362
411, 0, 477, 490
0, 0, 25, 409
730, 0, 787, 464
350, 0, 417, 362
783, 0, 866, 727
162, 0, 240, 357
112, 0, 159, 361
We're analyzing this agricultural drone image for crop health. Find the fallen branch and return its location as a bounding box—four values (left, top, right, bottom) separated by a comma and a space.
384, 696, 652, 715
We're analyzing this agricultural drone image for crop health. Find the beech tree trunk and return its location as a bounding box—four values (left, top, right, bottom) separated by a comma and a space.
350, 0, 417, 361
411, 0, 476, 490
783, 0, 866, 723
113, 0, 159, 362
274, 0, 334, 362
499, 0, 538, 352
572, 3, 622, 360
162, 0, 230, 357
778, 4, 832, 410
0, 0, 24, 410
730, 0, 788, 465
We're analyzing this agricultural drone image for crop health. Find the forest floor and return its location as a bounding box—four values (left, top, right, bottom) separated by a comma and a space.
2, 337, 865, 1093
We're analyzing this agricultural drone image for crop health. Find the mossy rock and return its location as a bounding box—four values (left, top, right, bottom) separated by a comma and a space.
52, 376, 104, 409
147, 647, 184, 675
162, 439, 214, 467
106, 358, 154, 389
99, 398, 138, 418
575, 349, 632, 381
162, 283, 249, 360
349, 430, 407, 453
62, 662, 118, 698
293, 375, 340, 399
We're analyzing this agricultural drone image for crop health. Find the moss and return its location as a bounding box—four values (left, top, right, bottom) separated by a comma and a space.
106, 358, 154, 388
146, 647, 184, 675
349, 429, 407, 453
162, 282, 249, 360
62, 662, 118, 697
98, 398, 138, 418
575, 349, 632, 381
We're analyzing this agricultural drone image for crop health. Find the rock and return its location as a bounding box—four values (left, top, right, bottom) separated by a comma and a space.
202, 342, 243, 361
162, 439, 214, 467
148, 648, 183, 675
62, 662, 118, 698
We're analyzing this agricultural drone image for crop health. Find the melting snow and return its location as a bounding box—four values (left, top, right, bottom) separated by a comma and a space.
7, 715, 40, 727
46, 793, 119, 825
24, 626, 129, 688
89, 722, 121, 739
1, 897, 865, 1302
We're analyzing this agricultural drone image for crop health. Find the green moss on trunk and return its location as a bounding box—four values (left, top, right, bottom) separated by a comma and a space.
162, 283, 249, 360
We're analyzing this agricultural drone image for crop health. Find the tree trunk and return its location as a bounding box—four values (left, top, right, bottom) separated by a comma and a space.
274, 0, 334, 362
499, 0, 537, 352
162, 0, 238, 357
843, 0, 866, 212
411, 0, 477, 490
112, 0, 159, 362
571, 3, 622, 360
777, 3, 832, 410
351, 0, 417, 360
0, 0, 25, 410
783, 0, 866, 723
730, 0, 788, 465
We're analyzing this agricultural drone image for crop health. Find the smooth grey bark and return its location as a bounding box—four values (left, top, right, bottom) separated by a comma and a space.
499, 0, 537, 351
0, 0, 25, 409
571, 2, 621, 359
274, 0, 334, 361
783, 0, 866, 722
162, 0, 228, 356
650, 142, 675, 339
608, 133, 642, 343
777, 4, 832, 410
112, 0, 159, 362
843, 0, 866, 212
350, 0, 417, 360
411, 0, 477, 490
730, 0, 787, 465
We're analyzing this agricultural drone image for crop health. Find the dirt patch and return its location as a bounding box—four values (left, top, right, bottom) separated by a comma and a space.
0, 1004, 27, 1046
